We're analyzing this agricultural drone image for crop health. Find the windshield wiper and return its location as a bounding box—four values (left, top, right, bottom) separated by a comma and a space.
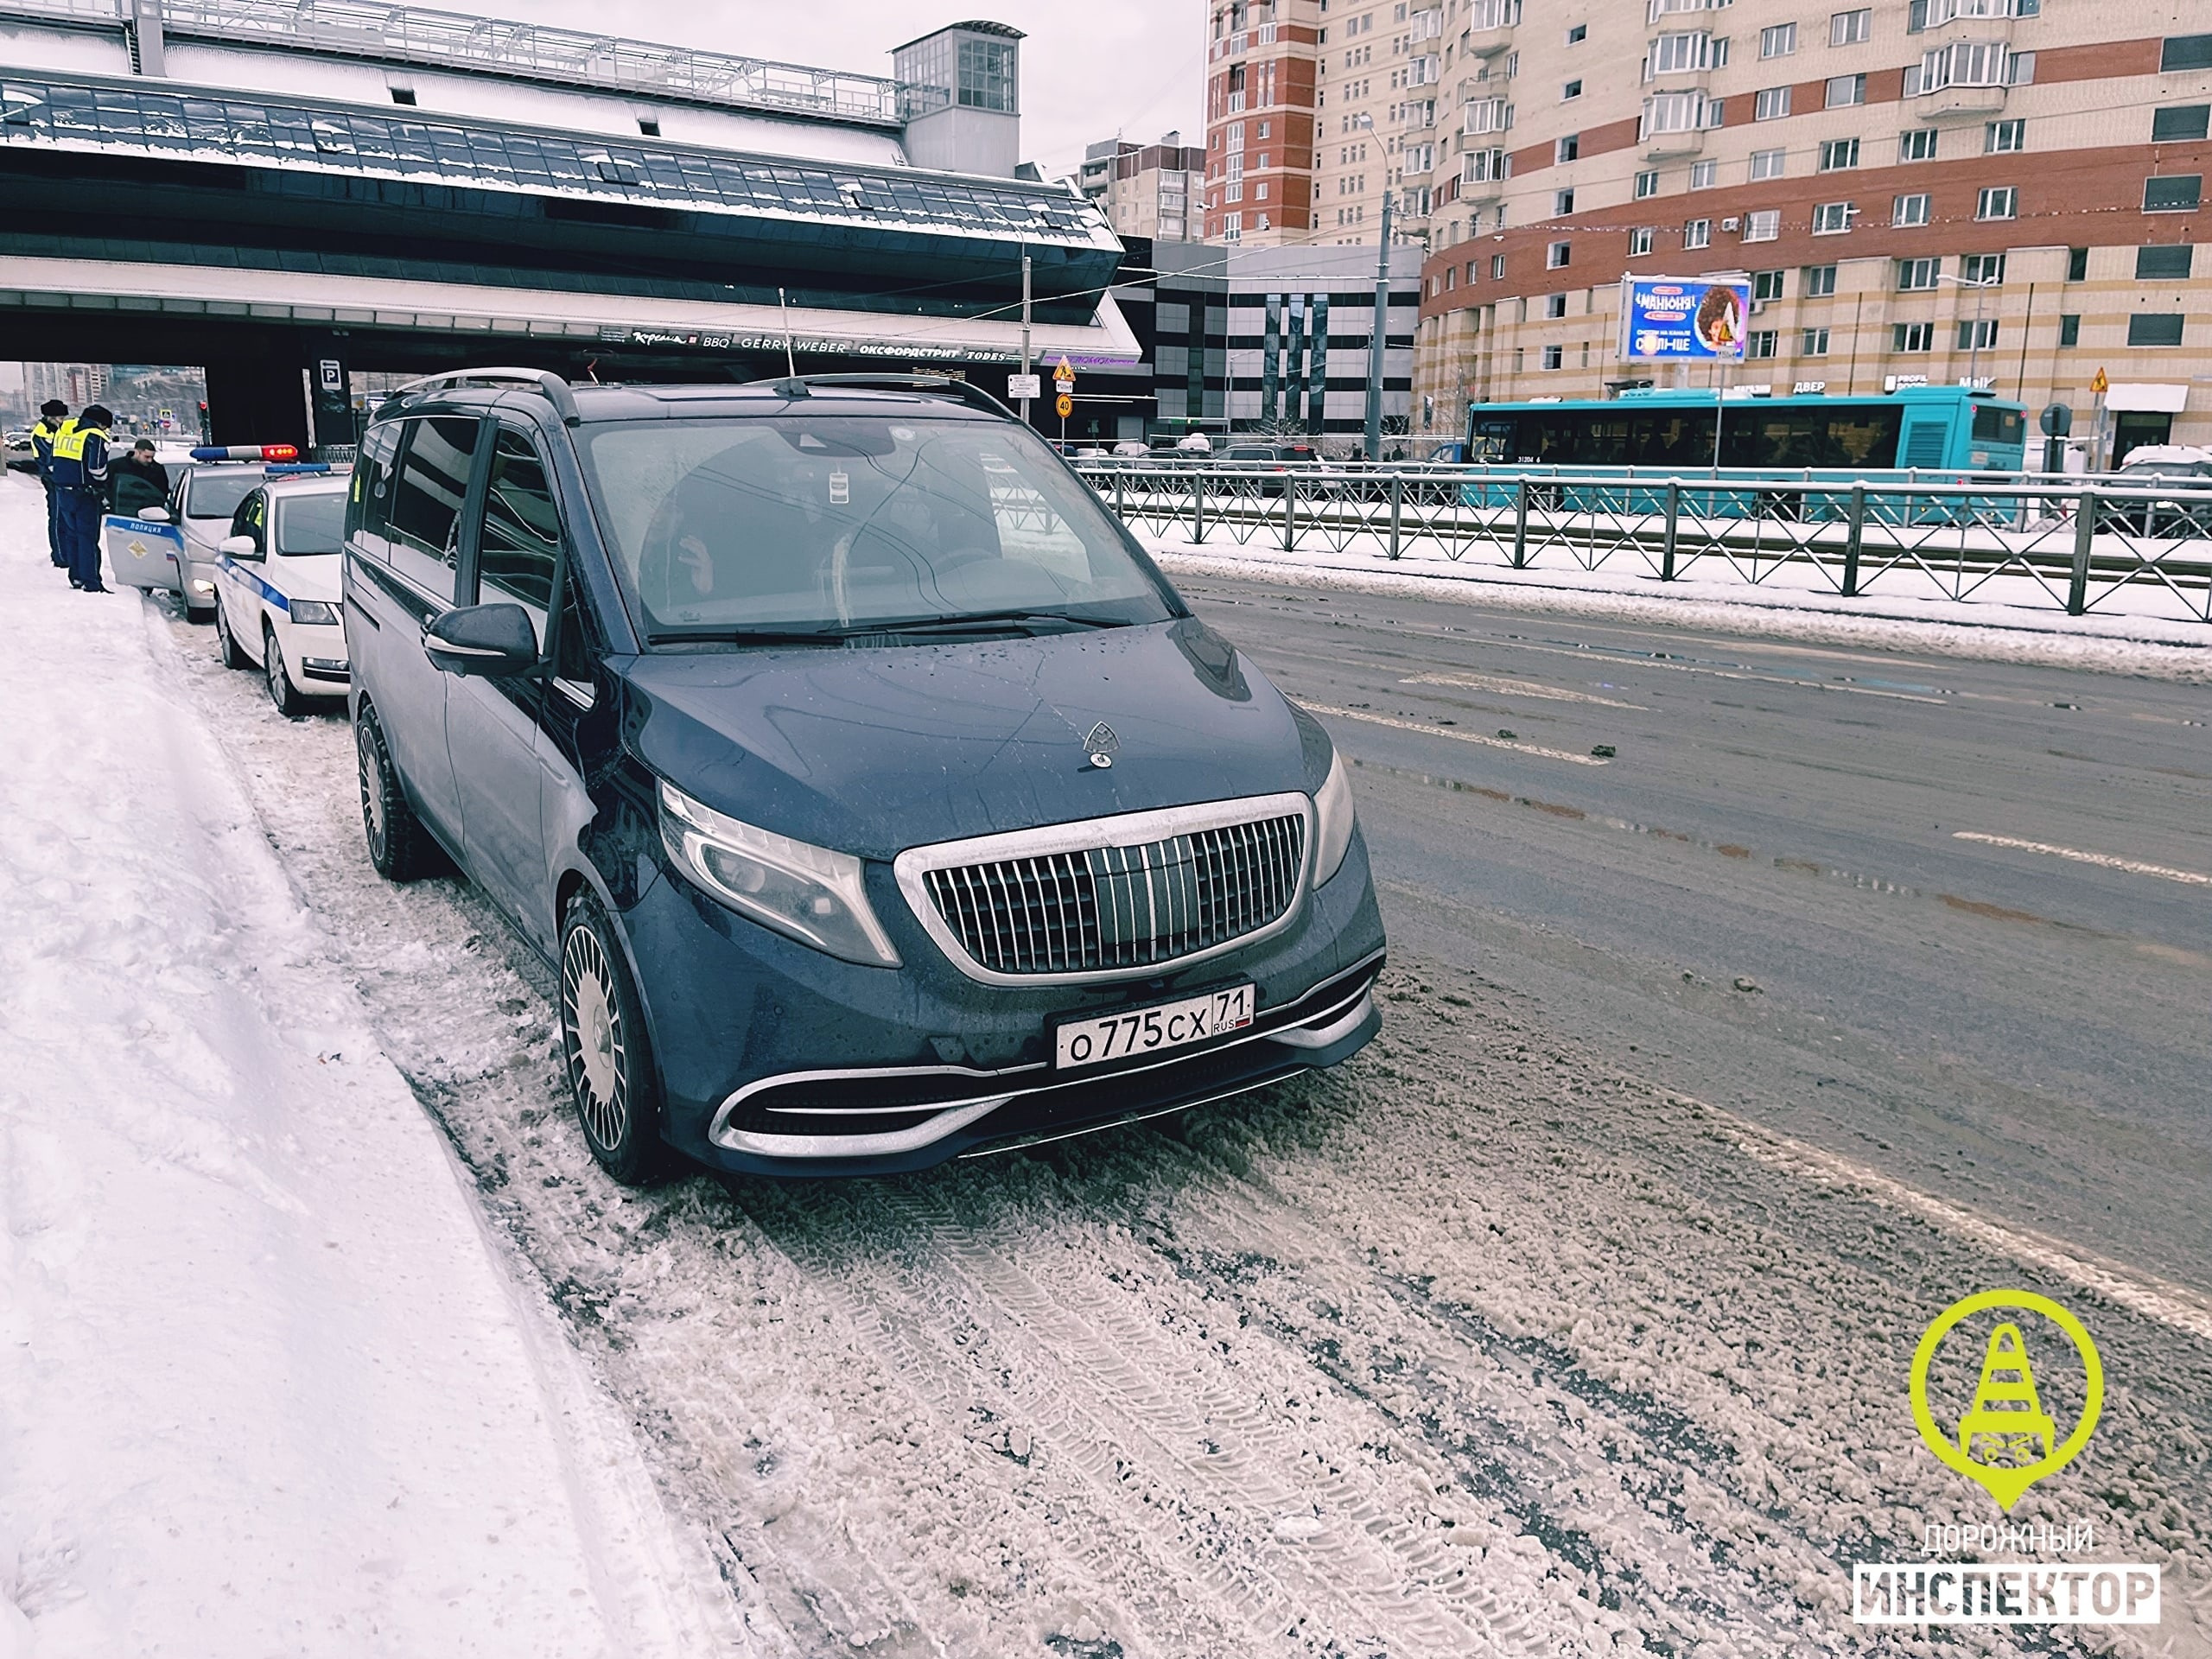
866, 610, 1127, 636
645, 627, 853, 647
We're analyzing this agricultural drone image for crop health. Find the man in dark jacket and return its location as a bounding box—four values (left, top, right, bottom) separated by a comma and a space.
49, 403, 112, 592
30, 399, 70, 569
108, 439, 170, 517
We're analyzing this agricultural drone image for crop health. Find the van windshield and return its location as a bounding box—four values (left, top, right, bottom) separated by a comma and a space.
578, 415, 1179, 643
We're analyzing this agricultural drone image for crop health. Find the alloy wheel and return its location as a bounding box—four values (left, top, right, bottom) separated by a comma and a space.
562, 922, 628, 1151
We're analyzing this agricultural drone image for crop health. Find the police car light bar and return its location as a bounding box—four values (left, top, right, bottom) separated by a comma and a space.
190, 443, 301, 461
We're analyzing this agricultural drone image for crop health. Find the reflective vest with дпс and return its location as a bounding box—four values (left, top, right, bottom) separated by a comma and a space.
48, 421, 110, 493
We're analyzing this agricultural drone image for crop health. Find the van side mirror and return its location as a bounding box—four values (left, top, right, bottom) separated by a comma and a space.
219, 533, 261, 561
424, 602, 538, 679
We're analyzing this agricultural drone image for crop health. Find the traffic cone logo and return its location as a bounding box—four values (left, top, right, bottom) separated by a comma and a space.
1955, 1324, 2056, 1468
1909, 1292, 2103, 1511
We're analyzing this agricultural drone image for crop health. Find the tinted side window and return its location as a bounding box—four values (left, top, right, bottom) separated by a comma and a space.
350, 420, 403, 550
478, 428, 562, 630
553, 568, 595, 684
388, 416, 480, 602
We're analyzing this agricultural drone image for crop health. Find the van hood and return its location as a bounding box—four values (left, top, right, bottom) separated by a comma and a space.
620, 618, 1319, 860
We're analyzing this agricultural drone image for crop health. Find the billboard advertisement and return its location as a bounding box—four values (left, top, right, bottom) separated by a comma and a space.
1618, 276, 1753, 361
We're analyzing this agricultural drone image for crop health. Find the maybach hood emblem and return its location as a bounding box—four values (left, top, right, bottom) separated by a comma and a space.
1083, 722, 1118, 769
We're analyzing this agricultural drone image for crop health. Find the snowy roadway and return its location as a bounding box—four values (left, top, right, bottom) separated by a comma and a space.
5, 471, 2209, 1656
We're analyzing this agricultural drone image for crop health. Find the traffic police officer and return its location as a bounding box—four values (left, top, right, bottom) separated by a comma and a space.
29, 399, 70, 569
48, 402, 112, 593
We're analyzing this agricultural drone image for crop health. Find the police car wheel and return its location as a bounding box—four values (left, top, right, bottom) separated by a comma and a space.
214, 600, 251, 669
559, 893, 666, 1186
264, 623, 309, 717
355, 702, 433, 882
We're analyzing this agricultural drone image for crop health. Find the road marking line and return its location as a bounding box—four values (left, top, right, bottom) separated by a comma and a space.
1953, 831, 2209, 887
1302, 702, 1611, 765
1401, 671, 1648, 710
1701, 1103, 2212, 1347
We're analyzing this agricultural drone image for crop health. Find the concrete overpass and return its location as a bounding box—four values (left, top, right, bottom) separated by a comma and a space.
0, 0, 1136, 447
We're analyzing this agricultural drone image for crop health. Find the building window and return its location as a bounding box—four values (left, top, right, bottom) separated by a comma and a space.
1957, 318, 1999, 351
1690, 160, 1717, 188
1256, 181, 1270, 199
1820, 138, 1860, 171
1831, 8, 1872, 45
2067, 246, 2088, 281
1542, 344, 1565, 370
1648, 31, 1726, 76
1745, 209, 1781, 241
2057, 313, 2080, 346
1897, 256, 1942, 289
1754, 86, 1792, 120
2145, 175, 2204, 212
1892, 193, 1930, 226
1986, 118, 2024, 153
389, 86, 417, 105
1747, 330, 1780, 359
1564, 79, 1584, 99
1567, 22, 1588, 43
1812, 201, 1854, 233
636, 117, 660, 137
1642, 91, 1719, 135
1492, 252, 1507, 277
1629, 226, 1655, 255
1761, 22, 1798, 57
1802, 326, 1832, 354
1827, 73, 1867, 107
1975, 185, 2017, 219
1754, 269, 1786, 301
1805, 263, 1840, 296
1546, 292, 1569, 318
1548, 240, 1572, 268
2152, 104, 2211, 143
2128, 313, 2185, 346
2137, 244, 2196, 279
1556, 133, 1580, 161
1555, 188, 1576, 215
1892, 321, 1936, 352
2160, 35, 2212, 73
1751, 147, 1787, 180
1962, 253, 2005, 285
1634, 168, 1660, 198
1898, 129, 1938, 162
1684, 217, 1712, 248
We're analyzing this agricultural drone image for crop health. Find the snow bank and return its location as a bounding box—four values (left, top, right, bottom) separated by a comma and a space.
1139, 531, 2212, 682
0, 479, 732, 1656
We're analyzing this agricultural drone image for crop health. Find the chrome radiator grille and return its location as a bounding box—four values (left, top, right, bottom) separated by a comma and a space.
919, 812, 1306, 976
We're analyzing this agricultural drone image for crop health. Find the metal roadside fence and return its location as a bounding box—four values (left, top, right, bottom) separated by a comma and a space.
1071, 460, 2212, 626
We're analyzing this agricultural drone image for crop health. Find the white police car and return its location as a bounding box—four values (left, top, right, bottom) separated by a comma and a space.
103, 443, 311, 621
210, 471, 353, 715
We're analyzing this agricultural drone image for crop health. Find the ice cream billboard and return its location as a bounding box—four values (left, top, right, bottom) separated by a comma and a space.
1618, 276, 1754, 361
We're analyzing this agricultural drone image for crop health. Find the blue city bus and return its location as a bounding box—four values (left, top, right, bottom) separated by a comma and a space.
1457, 385, 2028, 522
1463, 385, 2028, 474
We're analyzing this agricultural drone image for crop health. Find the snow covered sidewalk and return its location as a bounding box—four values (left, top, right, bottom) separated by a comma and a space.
0, 477, 731, 1656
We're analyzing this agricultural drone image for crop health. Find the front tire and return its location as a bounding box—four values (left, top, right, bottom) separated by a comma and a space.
264, 623, 309, 717
185, 601, 214, 625
355, 702, 434, 881
214, 600, 251, 669
560, 894, 666, 1185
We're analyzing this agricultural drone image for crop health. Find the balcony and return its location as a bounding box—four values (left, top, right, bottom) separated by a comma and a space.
1916, 84, 2006, 121
1642, 128, 1705, 160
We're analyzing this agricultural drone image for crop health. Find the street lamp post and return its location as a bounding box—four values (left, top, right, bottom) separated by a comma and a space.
1351, 111, 1394, 464
1934, 270, 2001, 391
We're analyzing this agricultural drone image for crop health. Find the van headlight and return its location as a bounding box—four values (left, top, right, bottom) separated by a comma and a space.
1312, 750, 1357, 887
658, 780, 901, 967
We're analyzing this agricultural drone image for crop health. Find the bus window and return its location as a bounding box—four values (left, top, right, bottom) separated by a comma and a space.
1467, 418, 1516, 463
1971, 404, 2024, 448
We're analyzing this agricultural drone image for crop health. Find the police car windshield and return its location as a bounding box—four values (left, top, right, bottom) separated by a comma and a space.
577, 416, 1178, 644
186, 470, 262, 520
276, 493, 347, 555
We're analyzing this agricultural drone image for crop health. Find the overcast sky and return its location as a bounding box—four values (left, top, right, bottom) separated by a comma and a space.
493, 1, 1206, 184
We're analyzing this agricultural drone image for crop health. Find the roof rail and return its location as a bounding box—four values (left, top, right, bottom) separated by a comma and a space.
390, 367, 581, 425
747, 372, 1016, 421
